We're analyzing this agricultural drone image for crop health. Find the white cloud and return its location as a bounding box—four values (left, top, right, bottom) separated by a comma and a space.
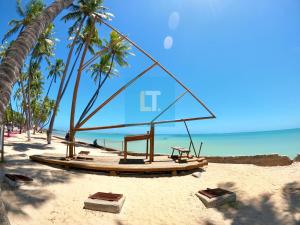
168, 11, 180, 30
164, 36, 173, 50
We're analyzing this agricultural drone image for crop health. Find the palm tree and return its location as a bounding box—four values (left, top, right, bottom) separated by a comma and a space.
26, 22, 56, 134
0, 0, 73, 122
0, 42, 10, 61
2, 0, 45, 43
34, 58, 64, 130
2, 0, 45, 140
46, 59, 64, 98
47, 0, 113, 144
0, 1, 74, 223
1, 0, 58, 140
13, 81, 26, 133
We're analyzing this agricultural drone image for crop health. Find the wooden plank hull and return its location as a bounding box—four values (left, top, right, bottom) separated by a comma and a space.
30, 154, 208, 174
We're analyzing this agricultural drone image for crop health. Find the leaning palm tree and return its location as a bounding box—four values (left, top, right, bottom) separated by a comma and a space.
2, 0, 57, 140
45, 58, 64, 98
47, 0, 113, 144
35, 58, 64, 129
0, 1, 74, 224
0, 0, 73, 122
26, 23, 56, 133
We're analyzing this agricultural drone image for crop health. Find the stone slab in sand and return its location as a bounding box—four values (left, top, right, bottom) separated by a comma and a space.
195, 190, 236, 208
84, 196, 126, 213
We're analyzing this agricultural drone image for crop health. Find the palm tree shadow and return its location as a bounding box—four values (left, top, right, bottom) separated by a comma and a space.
2, 187, 54, 217
5, 142, 54, 152
204, 181, 300, 225
282, 182, 300, 224
1, 163, 84, 217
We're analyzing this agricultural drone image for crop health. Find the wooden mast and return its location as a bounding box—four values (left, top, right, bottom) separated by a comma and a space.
69, 20, 95, 158
149, 123, 155, 162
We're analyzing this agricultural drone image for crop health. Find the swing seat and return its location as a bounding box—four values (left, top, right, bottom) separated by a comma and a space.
170, 146, 191, 160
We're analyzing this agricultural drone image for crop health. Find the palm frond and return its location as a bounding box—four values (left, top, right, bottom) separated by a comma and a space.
16, 0, 25, 17
61, 11, 82, 22
8, 19, 22, 26
68, 17, 82, 36
2, 24, 23, 43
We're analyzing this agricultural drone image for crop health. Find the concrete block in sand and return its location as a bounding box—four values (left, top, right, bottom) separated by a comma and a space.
192, 171, 202, 178
84, 193, 125, 213
195, 188, 236, 208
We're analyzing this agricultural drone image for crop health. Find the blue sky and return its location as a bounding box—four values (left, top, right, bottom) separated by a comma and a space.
1, 0, 300, 134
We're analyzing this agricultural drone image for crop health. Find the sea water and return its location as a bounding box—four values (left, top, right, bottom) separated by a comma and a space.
54, 128, 300, 159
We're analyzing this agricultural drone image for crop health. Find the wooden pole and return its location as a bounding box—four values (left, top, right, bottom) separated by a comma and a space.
151, 91, 187, 123
124, 137, 127, 160
75, 116, 214, 131
149, 124, 155, 162
183, 121, 197, 157
146, 131, 149, 159
69, 20, 95, 157
0, 125, 4, 162
76, 63, 157, 128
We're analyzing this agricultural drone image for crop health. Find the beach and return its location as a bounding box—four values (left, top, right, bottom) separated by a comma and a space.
1, 133, 300, 225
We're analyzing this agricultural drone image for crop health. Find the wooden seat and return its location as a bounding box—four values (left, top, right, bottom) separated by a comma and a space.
171, 146, 191, 160
123, 133, 150, 160
124, 134, 150, 142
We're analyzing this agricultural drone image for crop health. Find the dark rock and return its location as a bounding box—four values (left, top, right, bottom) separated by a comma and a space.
205, 154, 293, 166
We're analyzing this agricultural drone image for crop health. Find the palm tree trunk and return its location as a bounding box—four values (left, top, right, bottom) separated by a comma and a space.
45, 75, 55, 98
9, 100, 14, 130
35, 75, 54, 128
76, 54, 115, 127
27, 61, 33, 133
68, 23, 94, 157
20, 76, 31, 141
47, 16, 86, 144
0, 2, 73, 223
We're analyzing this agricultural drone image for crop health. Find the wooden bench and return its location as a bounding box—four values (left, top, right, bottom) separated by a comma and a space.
123, 133, 150, 160
171, 146, 191, 160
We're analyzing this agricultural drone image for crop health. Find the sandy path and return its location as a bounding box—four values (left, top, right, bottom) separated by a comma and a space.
0, 133, 299, 225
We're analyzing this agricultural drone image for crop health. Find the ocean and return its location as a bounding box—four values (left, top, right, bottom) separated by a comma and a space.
54, 128, 300, 159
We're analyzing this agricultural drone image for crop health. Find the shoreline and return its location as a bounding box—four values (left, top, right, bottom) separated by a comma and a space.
52, 128, 300, 159
53, 134, 298, 167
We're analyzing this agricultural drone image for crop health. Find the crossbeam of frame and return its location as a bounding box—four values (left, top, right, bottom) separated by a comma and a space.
75, 116, 215, 131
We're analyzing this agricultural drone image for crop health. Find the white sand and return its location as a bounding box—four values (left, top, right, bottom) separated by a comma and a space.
1, 133, 299, 225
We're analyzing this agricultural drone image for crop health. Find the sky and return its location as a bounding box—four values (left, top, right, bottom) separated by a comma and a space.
0, 0, 300, 134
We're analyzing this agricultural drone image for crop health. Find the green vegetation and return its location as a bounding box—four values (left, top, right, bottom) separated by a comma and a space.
1, 0, 132, 150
